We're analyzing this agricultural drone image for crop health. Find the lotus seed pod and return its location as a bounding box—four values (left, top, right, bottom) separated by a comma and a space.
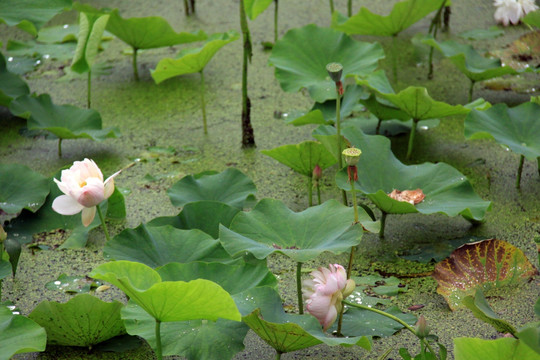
342, 147, 362, 166
326, 62, 343, 83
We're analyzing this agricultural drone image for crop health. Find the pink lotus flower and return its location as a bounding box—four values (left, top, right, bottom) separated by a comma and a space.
52, 159, 120, 226
302, 264, 355, 331
494, 0, 538, 26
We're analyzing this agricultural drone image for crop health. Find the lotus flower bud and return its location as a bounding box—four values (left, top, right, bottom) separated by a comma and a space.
342, 147, 362, 166
312, 164, 322, 182
326, 62, 343, 83
415, 315, 430, 339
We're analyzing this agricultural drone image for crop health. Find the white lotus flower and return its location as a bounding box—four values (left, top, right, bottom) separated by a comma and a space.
52, 159, 120, 226
494, 0, 539, 26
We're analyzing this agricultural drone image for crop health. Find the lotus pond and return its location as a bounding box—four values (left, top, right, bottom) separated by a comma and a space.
0, 0, 539, 359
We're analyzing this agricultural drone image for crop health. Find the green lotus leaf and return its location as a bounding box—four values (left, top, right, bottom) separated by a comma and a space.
335, 126, 491, 221
9, 93, 120, 141
261, 140, 337, 177
167, 168, 257, 209
465, 102, 540, 161
89, 260, 241, 323
454, 337, 540, 360
432, 239, 539, 310
148, 201, 240, 239
122, 303, 247, 360
71, 12, 109, 73
523, 10, 540, 28
120, 262, 275, 359
0, 52, 29, 106
37, 23, 80, 43
359, 93, 411, 123
0, 306, 46, 360
0, 254, 11, 281
463, 290, 517, 335
422, 38, 522, 82
6, 39, 78, 63
106, 9, 207, 50
269, 24, 384, 102
219, 199, 379, 263
28, 294, 125, 347
5, 173, 125, 248
44, 273, 102, 294
103, 224, 233, 267
517, 319, 540, 355
285, 84, 369, 126
459, 27, 505, 41
337, 305, 417, 337
244, 0, 273, 20
0, 163, 48, 215
0, 0, 72, 37
237, 287, 371, 352
151, 31, 239, 84
331, 0, 445, 36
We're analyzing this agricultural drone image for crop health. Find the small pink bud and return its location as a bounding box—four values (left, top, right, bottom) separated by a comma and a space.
312, 164, 322, 181
415, 315, 430, 339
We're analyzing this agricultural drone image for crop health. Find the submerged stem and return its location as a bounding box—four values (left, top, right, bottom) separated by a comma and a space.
200, 70, 207, 134
406, 119, 419, 160
296, 262, 304, 314
516, 154, 525, 189
380, 211, 387, 240
96, 205, 111, 242
155, 319, 163, 360
240, 0, 256, 148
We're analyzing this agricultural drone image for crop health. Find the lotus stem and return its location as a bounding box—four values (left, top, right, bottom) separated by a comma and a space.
275, 351, 282, 360
308, 176, 313, 207
380, 211, 387, 239
183, 0, 189, 15
200, 70, 208, 134
376, 118, 382, 135
537, 157, 539, 176
58, 139, 63, 158
87, 70, 91, 108
468, 80, 475, 103
155, 319, 163, 360
96, 205, 111, 242
240, 0, 256, 148
274, 0, 279, 44
427, 1, 445, 80
348, 0, 352, 16
443, 6, 451, 32
406, 119, 419, 160
343, 300, 439, 358
516, 154, 525, 189
329, 0, 334, 14
296, 261, 304, 314
132, 47, 139, 81
316, 183, 321, 205
334, 83, 348, 206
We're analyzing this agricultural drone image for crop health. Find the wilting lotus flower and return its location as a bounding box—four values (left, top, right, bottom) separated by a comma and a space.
494, 0, 538, 26
302, 264, 355, 331
52, 159, 120, 226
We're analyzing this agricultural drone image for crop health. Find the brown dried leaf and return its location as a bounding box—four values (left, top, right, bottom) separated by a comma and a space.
388, 189, 425, 205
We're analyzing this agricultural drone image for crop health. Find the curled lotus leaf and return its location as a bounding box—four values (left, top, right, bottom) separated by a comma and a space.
0, 306, 46, 360
432, 239, 538, 310
0, 0, 72, 37
0, 51, 29, 106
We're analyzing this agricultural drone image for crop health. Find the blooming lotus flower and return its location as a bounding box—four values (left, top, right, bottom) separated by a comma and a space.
52, 159, 120, 226
302, 264, 355, 331
494, 0, 539, 26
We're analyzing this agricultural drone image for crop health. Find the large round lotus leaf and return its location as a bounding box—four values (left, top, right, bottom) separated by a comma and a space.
103, 224, 233, 267
465, 102, 540, 161
219, 199, 379, 263
422, 38, 522, 82
432, 239, 539, 310
269, 24, 384, 103
157, 261, 277, 295
151, 31, 239, 84
237, 287, 371, 352
5, 172, 125, 248
331, 0, 444, 36
0, 163, 48, 215
337, 305, 416, 337
28, 294, 125, 347
89, 260, 241, 323
0, 52, 29, 106
122, 302, 247, 360
454, 337, 539, 360
0, 0, 72, 37
167, 168, 257, 209
9, 93, 120, 141
106, 9, 207, 50
0, 306, 46, 360
261, 141, 337, 177
336, 126, 491, 221
147, 201, 240, 239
